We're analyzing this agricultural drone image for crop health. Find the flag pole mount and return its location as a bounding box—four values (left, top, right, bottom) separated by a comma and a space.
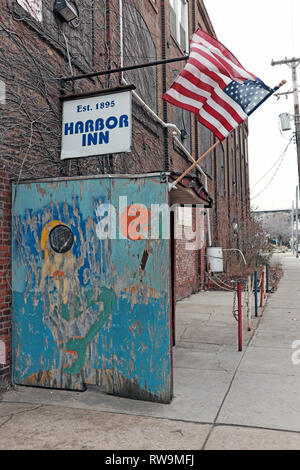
168, 139, 220, 191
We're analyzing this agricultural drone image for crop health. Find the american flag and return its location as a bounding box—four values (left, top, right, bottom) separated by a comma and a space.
163, 29, 273, 141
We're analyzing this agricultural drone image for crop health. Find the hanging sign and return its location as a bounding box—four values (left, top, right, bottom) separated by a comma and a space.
61, 88, 133, 160
17, 0, 43, 22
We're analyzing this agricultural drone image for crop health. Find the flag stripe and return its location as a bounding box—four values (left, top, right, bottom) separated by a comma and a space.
180, 67, 215, 94
197, 114, 227, 141
163, 28, 271, 142
174, 76, 210, 101
189, 54, 230, 89
198, 108, 230, 140
205, 95, 243, 128
163, 89, 230, 139
201, 102, 235, 133
212, 88, 246, 124
175, 71, 246, 124
190, 45, 238, 83
191, 44, 254, 84
163, 92, 201, 116
185, 61, 232, 89
190, 70, 247, 121
165, 87, 239, 133
193, 29, 243, 66
172, 81, 241, 130
193, 29, 257, 80
192, 35, 256, 82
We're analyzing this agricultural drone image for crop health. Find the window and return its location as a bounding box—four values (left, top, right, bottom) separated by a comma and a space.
169, 0, 189, 52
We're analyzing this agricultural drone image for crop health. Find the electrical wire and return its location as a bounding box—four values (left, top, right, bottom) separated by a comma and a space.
210, 272, 237, 290
251, 137, 293, 189
208, 274, 235, 292
250, 138, 293, 200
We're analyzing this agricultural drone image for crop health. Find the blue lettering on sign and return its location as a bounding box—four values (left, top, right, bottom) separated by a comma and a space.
64, 122, 74, 136
82, 131, 110, 147
75, 122, 84, 134
64, 115, 129, 147
106, 116, 118, 130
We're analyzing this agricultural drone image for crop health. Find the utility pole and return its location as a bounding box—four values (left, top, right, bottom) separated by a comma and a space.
272, 57, 300, 187
296, 186, 299, 258
292, 200, 295, 254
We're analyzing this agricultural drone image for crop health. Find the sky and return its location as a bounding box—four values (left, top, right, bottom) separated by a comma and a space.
204, 0, 300, 211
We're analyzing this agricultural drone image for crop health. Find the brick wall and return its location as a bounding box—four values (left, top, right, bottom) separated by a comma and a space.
0, 171, 11, 390
174, 206, 206, 300
0, 0, 252, 385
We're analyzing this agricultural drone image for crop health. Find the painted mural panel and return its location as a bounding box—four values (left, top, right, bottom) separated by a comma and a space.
111, 178, 172, 403
12, 178, 113, 391
12, 176, 172, 402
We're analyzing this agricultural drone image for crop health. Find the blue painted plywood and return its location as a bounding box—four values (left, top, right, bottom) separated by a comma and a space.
12, 176, 172, 402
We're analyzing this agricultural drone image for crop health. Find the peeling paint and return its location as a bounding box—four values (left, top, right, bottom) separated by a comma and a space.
12, 176, 172, 403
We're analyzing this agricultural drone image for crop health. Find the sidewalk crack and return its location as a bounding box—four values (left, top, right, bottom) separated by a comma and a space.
0, 415, 12, 429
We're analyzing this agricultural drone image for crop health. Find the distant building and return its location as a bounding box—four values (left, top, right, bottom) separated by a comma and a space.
252, 209, 292, 245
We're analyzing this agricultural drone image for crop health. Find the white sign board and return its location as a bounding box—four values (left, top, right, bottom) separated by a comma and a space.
61, 90, 132, 160
17, 0, 43, 22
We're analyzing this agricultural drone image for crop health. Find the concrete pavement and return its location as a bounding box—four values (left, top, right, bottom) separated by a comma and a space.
2, 252, 300, 449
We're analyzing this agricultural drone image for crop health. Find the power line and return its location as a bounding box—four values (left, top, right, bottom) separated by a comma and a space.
251, 137, 293, 188
251, 138, 293, 200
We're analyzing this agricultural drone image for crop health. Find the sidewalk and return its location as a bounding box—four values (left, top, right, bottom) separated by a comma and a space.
2, 252, 300, 449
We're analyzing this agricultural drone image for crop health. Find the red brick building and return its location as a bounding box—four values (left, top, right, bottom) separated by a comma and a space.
0, 0, 251, 389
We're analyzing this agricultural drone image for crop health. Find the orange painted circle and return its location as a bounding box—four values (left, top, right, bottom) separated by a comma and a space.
119, 205, 150, 241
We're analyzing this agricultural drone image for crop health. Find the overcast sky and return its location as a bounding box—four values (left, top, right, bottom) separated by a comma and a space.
204, 0, 300, 211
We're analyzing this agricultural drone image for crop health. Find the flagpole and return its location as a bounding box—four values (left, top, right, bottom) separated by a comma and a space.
248, 80, 287, 116
169, 139, 221, 191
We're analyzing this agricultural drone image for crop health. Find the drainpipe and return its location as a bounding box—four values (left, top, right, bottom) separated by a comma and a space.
119, 0, 124, 73
161, 0, 169, 172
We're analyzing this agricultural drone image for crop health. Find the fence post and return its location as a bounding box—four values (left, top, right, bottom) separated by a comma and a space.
254, 271, 258, 317
260, 270, 265, 308
266, 264, 269, 293
247, 275, 252, 331
238, 282, 242, 352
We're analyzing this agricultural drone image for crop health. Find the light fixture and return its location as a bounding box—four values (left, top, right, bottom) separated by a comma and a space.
180, 129, 188, 140
53, 0, 78, 22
